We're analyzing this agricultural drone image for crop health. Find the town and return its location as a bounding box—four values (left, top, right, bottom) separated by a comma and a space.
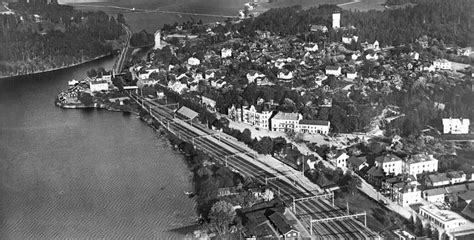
55, 1, 474, 239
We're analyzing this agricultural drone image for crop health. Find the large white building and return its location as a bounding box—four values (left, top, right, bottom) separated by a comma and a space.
332, 12, 340, 29
442, 118, 470, 134
271, 112, 302, 132
419, 204, 467, 232
397, 183, 422, 207
433, 59, 451, 70
242, 105, 273, 129
89, 79, 108, 92
296, 120, 330, 135
375, 154, 403, 176
403, 153, 438, 177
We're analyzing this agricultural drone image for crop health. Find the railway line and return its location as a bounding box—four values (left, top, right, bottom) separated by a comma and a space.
130, 93, 380, 239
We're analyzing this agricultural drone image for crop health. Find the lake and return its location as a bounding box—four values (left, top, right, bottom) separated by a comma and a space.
0, 56, 197, 239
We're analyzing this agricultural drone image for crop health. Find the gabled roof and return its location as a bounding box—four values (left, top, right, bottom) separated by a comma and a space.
375, 154, 402, 164
458, 191, 474, 202
424, 188, 446, 196
268, 212, 294, 235
272, 112, 300, 121
446, 185, 468, 194
427, 173, 450, 183
176, 106, 199, 120
326, 65, 341, 70
367, 167, 384, 177
347, 156, 367, 167
299, 119, 329, 126
447, 171, 465, 178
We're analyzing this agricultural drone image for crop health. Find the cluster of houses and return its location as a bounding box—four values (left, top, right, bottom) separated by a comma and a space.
228, 104, 330, 135
331, 150, 474, 234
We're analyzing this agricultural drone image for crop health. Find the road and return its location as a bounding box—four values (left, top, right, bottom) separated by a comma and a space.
113, 24, 132, 76
72, 4, 236, 18
130, 93, 380, 239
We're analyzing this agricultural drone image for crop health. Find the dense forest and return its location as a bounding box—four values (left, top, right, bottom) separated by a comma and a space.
0, 3, 124, 77
238, 0, 472, 47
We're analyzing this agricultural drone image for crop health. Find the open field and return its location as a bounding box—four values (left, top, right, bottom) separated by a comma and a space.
338, 0, 386, 11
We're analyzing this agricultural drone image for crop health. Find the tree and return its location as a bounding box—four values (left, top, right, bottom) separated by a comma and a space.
262, 188, 274, 201
208, 200, 236, 236
117, 13, 125, 24
347, 175, 362, 196
240, 129, 252, 145
78, 92, 93, 106
255, 137, 273, 155
414, 216, 424, 236
432, 228, 439, 240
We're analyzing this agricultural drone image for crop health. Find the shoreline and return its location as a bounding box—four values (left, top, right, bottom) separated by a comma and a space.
0, 53, 115, 80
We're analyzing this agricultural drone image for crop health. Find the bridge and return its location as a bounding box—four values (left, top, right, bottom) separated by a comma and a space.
127, 92, 380, 239
112, 24, 132, 76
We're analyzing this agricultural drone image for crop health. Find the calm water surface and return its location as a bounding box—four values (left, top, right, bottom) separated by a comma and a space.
0, 57, 196, 239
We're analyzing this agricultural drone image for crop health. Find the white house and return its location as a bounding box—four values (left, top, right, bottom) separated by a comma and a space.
221, 48, 232, 58
325, 66, 341, 76
419, 204, 467, 232
375, 154, 403, 176
201, 96, 216, 112
409, 52, 419, 60
423, 188, 446, 203
278, 71, 294, 80
310, 25, 328, 33
89, 79, 108, 92
241, 105, 273, 129
168, 80, 188, 94
433, 59, 451, 70
425, 173, 451, 187
246, 71, 266, 84
210, 79, 226, 89
447, 171, 467, 185
296, 119, 330, 135
397, 183, 422, 207
304, 43, 318, 52
403, 153, 438, 177
342, 35, 358, 44
271, 112, 302, 132
442, 118, 470, 134
187, 57, 201, 66
205, 70, 215, 80
329, 151, 349, 169
346, 71, 357, 80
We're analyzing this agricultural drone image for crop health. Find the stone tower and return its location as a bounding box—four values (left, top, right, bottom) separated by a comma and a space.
332, 12, 341, 29
153, 31, 161, 50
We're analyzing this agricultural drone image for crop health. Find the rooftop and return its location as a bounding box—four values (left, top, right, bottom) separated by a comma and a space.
406, 153, 437, 164
424, 188, 446, 196
176, 106, 199, 120
458, 190, 474, 202
420, 204, 466, 223
375, 154, 402, 163
427, 173, 450, 183
298, 119, 329, 126
272, 112, 301, 121
348, 156, 367, 167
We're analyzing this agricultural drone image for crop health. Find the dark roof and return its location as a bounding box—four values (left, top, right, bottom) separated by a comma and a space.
268, 212, 294, 235
176, 106, 199, 120
458, 191, 474, 202
347, 156, 367, 167
447, 171, 465, 178
299, 119, 329, 126
424, 188, 446, 196
446, 184, 468, 194
326, 65, 340, 70
427, 173, 450, 183
467, 182, 474, 190
375, 154, 402, 164
367, 167, 385, 177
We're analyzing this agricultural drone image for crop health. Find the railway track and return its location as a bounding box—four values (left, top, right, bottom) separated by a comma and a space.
130, 93, 380, 239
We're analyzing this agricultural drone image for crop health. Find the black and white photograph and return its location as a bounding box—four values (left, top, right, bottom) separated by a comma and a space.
0, 0, 473, 239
